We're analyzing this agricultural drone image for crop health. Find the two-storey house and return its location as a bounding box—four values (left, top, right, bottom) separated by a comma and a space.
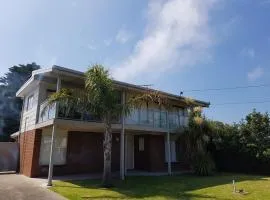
16, 66, 209, 178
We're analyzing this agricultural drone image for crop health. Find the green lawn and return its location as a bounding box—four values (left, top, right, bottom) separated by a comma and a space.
50, 174, 270, 200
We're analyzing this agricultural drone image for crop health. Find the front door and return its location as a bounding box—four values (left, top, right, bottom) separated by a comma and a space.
125, 134, 134, 170
134, 135, 149, 170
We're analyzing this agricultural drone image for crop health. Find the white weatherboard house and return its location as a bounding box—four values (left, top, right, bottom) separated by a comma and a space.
15, 66, 209, 178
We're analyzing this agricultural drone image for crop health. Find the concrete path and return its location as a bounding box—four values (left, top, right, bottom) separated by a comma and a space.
0, 174, 66, 200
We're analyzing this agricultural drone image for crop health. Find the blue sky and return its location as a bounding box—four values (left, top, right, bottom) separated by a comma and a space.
0, 0, 269, 123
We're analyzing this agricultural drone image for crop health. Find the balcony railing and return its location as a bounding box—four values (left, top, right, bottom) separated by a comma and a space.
38, 99, 189, 130
125, 108, 188, 130
39, 100, 56, 123
38, 100, 103, 123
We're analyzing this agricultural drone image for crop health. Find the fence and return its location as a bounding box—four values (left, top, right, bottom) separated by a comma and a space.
0, 142, 19, 172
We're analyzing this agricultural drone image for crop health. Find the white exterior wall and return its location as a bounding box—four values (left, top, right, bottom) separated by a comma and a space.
19, 80, 79, 132
38, 82, 51, 104
20, 87, 40, 132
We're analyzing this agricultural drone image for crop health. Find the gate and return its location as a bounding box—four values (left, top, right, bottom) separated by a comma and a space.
0, 142, 19, 172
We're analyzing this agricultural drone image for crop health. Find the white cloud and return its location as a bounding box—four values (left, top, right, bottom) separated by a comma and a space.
86, 44, 96, 50
115, 28, 133, 44
71, 1, 77, 7
104, 39, 112, 46
112, 0, 217, 81
260, 0, 270, 5
241, 48, 255, 58
248, 67, 264, 81
221, 16, 241, 37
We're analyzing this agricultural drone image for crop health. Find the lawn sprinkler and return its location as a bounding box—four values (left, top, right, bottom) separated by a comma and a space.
232, 180, 248, 195
232, 180, 236, 193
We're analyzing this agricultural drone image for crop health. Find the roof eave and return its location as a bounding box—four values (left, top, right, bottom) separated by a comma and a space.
15, 65, 210, 107
113, 80, 210, 107
10, 131, 19, 138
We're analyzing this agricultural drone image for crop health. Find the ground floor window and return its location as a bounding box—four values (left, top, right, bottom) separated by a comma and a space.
39, 134, 68, 165
165, 139, 179, 162
139, 137, 144, 151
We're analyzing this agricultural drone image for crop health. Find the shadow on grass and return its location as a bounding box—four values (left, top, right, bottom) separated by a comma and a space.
79, 194, 218, 200
52, 173, 268, 200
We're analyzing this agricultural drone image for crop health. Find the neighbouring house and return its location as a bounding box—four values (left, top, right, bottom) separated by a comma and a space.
15, 66, 210, 178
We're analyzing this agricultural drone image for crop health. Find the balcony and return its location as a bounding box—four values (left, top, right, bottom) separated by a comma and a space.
39, 100, 102, 123
39, 100, 56, 123
125, 108, 189, 130
38, 99, 189, 131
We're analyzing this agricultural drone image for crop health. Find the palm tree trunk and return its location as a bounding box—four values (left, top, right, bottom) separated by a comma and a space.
102, 121, 112, 187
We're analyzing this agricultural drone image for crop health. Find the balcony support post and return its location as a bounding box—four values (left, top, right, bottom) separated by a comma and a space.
166, 111, 172, 175
55, 76, 61, 118
47, 76, 61, 186
120, 91, 126, 180
47, 124, 56, 186
166, 131, 172, 175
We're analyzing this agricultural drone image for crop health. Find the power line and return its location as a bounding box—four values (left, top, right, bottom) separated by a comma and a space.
182, 83, 270, 93
211, 100, 270, 106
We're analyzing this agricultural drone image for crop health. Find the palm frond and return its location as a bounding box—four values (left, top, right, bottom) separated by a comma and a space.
42, 88, 94, 118
127, 90, 171, 110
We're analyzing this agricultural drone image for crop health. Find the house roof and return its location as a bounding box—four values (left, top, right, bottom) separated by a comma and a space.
16, 65, 210, 107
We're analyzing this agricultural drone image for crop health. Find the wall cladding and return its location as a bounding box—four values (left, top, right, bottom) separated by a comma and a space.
19, 129, 42, 177
38, 131, 120, 177
134, 134, 190, 172
134, 134, 165, 171
21, 88, 40, 132
20, 129, 188, 177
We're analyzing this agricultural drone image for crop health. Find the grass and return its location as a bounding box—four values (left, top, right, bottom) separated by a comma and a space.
50, 173, 270, 200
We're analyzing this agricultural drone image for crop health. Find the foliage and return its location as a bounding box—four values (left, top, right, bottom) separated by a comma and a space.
179, 107, 215, 176
192, 152, 215, 176
51, 174, 270, 200
209, 109, 270, 174
238, 110, 270, 159
49, 65, 124, 187
0, 63, 40, 141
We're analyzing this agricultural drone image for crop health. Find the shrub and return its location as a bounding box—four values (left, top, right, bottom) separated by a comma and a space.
192, 152, 215, 176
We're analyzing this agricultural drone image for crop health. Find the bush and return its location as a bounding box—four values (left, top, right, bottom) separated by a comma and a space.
192, 152, 215, 176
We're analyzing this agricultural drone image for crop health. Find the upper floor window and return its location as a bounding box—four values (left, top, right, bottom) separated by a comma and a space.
26, 95, 34, 111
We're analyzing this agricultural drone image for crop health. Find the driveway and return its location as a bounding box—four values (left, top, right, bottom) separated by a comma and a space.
0, 174, 66, 200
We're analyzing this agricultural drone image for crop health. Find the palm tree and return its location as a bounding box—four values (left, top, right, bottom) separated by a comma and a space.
47, 64, 164, 186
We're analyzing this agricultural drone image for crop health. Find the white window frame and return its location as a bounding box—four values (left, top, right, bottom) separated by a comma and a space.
26, 94, 34, 111
165, 140, 178, 163
24, 117, 29, 132
139, 137, 144, 151
39, 134, 68, 166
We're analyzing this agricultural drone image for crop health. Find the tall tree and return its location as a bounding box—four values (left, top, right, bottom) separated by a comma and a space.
48, 64, 164, 186
0, 63, 40, 141
238, 109, 270, 159
208, 110, 270, 173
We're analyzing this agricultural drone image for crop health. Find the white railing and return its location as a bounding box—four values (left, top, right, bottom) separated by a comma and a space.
125, 108, 189, 130
39, 100, 56, 123
38, 99, 189, 130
